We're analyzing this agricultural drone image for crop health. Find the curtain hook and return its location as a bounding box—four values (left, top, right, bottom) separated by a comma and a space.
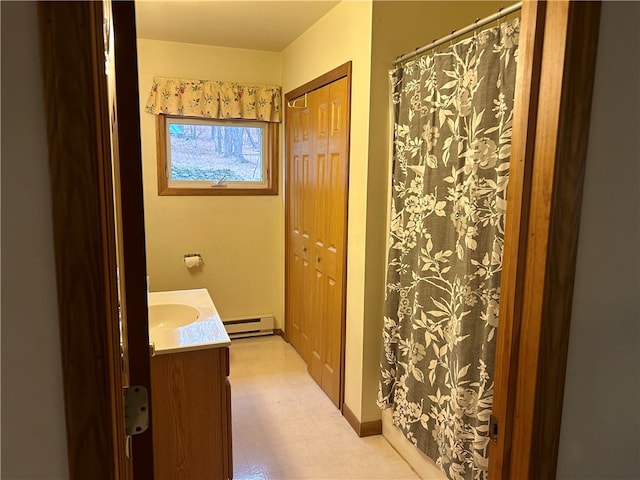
449, 29, 456, 49
412, 46, 419, 62
473, 18, 480, 41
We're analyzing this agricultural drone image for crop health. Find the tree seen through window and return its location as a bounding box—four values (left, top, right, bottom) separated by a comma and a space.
168, 122, 263, 182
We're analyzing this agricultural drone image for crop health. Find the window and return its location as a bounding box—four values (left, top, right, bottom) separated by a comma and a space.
156, 115, 278, 195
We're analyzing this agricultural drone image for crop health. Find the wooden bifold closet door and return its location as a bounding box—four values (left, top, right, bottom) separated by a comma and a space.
285, 71, 350, 408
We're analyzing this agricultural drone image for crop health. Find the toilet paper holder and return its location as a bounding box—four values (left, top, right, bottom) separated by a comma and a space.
183, 253, 203, 267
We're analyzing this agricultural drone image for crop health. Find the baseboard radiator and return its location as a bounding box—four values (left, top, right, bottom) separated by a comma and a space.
222, 315, 274, 339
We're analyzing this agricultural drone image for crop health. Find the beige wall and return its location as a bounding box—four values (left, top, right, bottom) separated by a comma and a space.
556, 2, 640, 478
136, 39, 285, 326
281, 0, 374, 420
1, 2, 70, 478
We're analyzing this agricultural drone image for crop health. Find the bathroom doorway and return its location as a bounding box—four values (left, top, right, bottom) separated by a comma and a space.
38, 1, 602, 478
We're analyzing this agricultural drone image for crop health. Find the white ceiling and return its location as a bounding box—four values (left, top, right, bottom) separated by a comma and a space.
135, 1, 341, 52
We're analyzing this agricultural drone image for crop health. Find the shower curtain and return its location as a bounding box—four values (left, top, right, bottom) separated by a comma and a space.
378, 18, 520, 480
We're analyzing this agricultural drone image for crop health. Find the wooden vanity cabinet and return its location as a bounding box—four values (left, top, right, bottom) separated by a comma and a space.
150, 346, 232, 480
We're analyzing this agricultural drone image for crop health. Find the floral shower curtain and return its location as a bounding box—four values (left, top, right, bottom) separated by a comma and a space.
378, 18, 520, 480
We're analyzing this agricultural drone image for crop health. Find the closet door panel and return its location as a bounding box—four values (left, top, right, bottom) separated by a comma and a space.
325, 77, 349, 258
297, 154, 312, 360
323, 151, 344, 278
319, 77, 349, 406
287, 98, 312, 361
309, 86, 329, 383
285, 67, 350, 410
290, 254, 308, 360
312, 150, 327, 262
286, 107, 302, 351
299, 100, 313, 261
289, 97, 312, 260
308, 265, 326, 386
321, 274, 342, 405
320, 78, 348, 285
298, 97, 314, 360
312, 84, 330, 262
319, 150, 345, 406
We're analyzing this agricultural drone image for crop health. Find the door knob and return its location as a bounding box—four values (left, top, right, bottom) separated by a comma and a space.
317, 256, 321, 262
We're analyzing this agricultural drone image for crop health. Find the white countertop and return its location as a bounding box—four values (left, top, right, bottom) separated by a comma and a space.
148, 288, 231, 354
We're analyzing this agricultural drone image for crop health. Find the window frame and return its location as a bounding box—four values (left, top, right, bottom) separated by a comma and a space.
156, 114, 278, 196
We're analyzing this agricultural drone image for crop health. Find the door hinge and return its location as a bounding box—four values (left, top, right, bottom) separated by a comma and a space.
124, 385, 149, 436
489, 414, 499, 442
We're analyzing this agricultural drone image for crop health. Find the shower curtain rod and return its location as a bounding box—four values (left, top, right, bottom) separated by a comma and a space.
393, 2, 522, 66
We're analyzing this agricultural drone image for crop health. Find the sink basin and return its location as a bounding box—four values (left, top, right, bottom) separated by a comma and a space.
149, 304, 200, 329
147, 289, 231, 353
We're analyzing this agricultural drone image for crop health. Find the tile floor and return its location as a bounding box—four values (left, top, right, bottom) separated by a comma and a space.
229, 335, 420, 480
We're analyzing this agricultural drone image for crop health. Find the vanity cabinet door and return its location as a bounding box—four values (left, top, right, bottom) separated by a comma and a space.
151, 347, 232, 480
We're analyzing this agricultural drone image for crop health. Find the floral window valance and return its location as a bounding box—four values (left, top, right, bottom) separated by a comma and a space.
145, 77, 282, 122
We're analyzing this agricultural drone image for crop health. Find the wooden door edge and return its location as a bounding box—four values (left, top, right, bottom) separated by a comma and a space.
37, 1, 129, 478
489, 0, 547, 478
492, 1, 602, 478
111, 1, 155, 476
518, 2, 601, 477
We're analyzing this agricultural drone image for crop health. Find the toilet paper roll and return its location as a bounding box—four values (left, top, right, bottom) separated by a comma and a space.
184, 255, 202, 269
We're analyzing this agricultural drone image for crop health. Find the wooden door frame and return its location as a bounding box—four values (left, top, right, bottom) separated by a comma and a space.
38, 1, 153, 478
284, 61, 353, 410
489, 1, 601, 478
38, 0, 601, 477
